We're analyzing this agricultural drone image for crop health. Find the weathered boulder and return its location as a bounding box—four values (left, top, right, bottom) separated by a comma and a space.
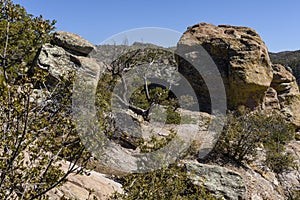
271, 64, 299, 96
185, 161, 247, 200
264, 64, 300, 126
176, 23, 273, 110
34, 44, 78, 85
33, 39, 102, 87
52, 31, 96, 56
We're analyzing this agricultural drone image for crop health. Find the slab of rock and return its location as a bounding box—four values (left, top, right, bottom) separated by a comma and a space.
47, 161, 123, 199
177, 23, 273, 110
185, 161, 247, 200
52, 31, 96, 56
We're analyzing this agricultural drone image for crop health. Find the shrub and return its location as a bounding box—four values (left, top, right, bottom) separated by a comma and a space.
110, 163, 217, 200
214, 110, 296, 168
0, 1, 90, 198
265, 150, 297, 174
214, 111, 269, 163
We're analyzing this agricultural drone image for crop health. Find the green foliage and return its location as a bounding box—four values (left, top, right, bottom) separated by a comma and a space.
215, 111, 269, 163
0, 71, 91, 199
0, 1, 90, 199
139, 130, 176, 153
288, 188, 300, 200
129, 84, 181, 124
265, 150, 297, 174
95, 72, 116, 125
214, 110, 296, 171
110, 163, 217, 200
165, 108, 181, 124
0, 0, 56, 84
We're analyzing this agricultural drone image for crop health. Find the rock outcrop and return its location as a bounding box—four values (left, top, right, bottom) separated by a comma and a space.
177, 23, 273, 110
263, 64, 300, 126
267, 64, 300, 126
185, 161, 247, 200
32, 31, 101, 87
52, 31, 96, 56
184, 141, 300, 200
269, 50, 300, 87
32, 32, 118, 199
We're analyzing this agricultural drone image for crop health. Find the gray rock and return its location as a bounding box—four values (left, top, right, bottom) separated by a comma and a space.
52, 31, 96, 56
279, 141, 300, 196
33, 43, 102, 87
185, 161, 247, 200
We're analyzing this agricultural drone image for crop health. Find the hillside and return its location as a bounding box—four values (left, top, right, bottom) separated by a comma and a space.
1, 1, 300, 199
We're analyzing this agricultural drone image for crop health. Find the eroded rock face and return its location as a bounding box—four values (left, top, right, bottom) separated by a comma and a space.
33, 33, 102, 87
263, 87, 280, 110
52, 31, 96, 56
177, 23, 273, 110
185, 161, 247, 200
264, 64, 300, 126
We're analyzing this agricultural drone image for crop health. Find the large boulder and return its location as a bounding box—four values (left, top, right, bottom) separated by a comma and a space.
32, 33, 102, 87
176, 23, 273, 110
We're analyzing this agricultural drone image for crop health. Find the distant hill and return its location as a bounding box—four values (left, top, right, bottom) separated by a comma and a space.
269, 50, 300, 86
95, 42, 176, 65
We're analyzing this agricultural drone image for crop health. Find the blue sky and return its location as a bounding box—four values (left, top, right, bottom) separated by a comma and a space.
13, 0, 300, 52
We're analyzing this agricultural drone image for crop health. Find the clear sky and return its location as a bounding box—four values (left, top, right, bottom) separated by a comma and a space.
13, 0, 300, 52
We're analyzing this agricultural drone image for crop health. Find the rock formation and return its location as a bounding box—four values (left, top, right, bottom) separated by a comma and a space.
264, 64, 300, 126
47, 161, 123, 199
32, 33, 121, 199
177, 23, 273, 110
52, 31, 96, 56
32, 31, 102, 87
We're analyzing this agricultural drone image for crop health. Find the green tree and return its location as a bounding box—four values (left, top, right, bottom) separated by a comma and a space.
0, 0, 55, 85
0, 1, 90, 199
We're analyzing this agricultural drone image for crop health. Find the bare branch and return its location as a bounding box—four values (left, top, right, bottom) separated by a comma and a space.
2, 21, 10, 83
143, 75, 151, 102
113, 93, 148, 117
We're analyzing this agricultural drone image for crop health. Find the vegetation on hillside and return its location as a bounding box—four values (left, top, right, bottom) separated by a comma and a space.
0, 1, 90, 199
213, 109, 297, 173
1, 1, 299, 199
